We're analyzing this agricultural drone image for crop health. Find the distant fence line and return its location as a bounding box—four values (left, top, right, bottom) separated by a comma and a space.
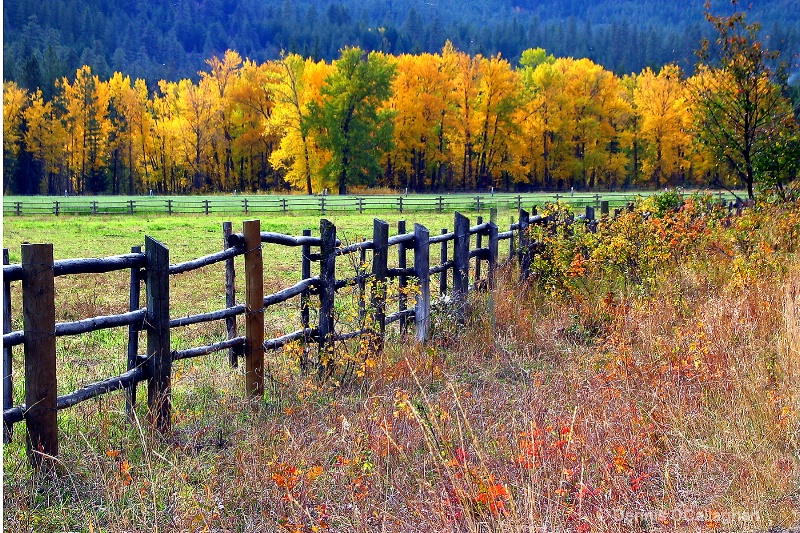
2, 197, 747, 467
1, 191, 738, 217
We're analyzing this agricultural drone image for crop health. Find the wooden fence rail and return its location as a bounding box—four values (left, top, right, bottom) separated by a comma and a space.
6, 191, 723, 218
3, 206, 583, 464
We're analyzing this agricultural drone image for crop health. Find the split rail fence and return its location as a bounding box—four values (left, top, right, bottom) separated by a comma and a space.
1, 201, 636, 465
2, 192, 709, 217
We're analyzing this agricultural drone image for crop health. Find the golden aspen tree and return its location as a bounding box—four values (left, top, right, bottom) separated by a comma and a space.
108, 72, 138, 194
3, 82, 28, 160
202, 50, 242, 190
58, 66, 112, 193
3, 82, 29, 193
558, 58, 626, 190
388, 52, 455, 191
634, 65, 691, 188
164, 77, 220, 191
442, 42, 482, 190
151, 83, 185, 192
473, 53, 521, 190
267, 54, 331, 194
517, 49, 563, 188
24, 89, 68, 194
229, 59, 278, 192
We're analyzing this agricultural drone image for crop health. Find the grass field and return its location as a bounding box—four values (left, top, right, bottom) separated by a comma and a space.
3, 198, 799, 532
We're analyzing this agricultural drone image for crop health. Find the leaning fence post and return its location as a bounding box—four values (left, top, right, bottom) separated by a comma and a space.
414, 224, 430, 342
145, 236, 171, 434
372, 219, 389, 349
453, 212, 470, 312
518, 209, 530, 281
318, 219, 337, 380
3, 249, 13, 443
242, 220, 264, 399
22, 243, 58, 465
397, 221, 408, 332
223, 222, 239, 368
125, 245, 142, 421
439, 229, 448, 296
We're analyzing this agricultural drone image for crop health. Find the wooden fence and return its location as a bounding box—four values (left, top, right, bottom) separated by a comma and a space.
2, 192, 675, 217
3, 198, 746, 465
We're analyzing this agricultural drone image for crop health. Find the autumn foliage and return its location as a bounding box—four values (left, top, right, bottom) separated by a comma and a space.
5, 30, 797, 197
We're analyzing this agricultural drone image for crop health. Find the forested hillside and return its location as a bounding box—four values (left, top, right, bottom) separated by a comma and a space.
4, 0, 800, 95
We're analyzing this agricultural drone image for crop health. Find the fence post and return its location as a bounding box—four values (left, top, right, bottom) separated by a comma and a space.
518, 209, 530, 281
358, 238, 367, 324
299, 229, 313, 373
453, 212, 470, 312
438, 196, 443, 213
372, 219, 389, 349
282, 198, 287, 214
399, 197, 404, 214
358, 197, 364, 214
204, 200, 210, 215
145, 236, 171, 434
242, 220, 264, 399
125, 245, 142, 421
22, 243, 58, 465
3, 249, 13, 443
244, 198, 249, 214
129, 200, 135, 215
223, 222, 239, 368
167, 199, 173, 215
320, 196, 326, 215
488, 209, 498, 290
439, 228, 448, 296
488, 217, 499, 334
92, 201, 98, 215
15, 202, 21, 216
54, 201, 59, 216
318, 219, 336, 380
397, 221, 408, 332
475, 216, 483, 285
509, 217, 515, 262
414, 224, 430, 342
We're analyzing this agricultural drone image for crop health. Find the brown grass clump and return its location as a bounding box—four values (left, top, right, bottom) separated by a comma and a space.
4, 198, 800, 532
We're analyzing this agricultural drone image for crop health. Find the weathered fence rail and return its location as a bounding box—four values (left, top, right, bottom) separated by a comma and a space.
5, 199, 740, 465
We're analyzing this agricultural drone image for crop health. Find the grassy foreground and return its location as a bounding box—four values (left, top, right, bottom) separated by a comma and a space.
3, 197, 800, 532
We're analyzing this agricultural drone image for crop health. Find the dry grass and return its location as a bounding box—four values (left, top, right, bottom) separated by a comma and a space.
4, 203, 800, 532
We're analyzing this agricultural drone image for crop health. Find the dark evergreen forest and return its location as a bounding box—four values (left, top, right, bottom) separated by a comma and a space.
5, 0, 799, 96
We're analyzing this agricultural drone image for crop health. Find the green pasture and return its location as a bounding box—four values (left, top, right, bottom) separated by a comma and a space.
1, 211, 476, 419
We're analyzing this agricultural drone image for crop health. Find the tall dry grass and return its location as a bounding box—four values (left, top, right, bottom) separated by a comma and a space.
4, 198, 800, 532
